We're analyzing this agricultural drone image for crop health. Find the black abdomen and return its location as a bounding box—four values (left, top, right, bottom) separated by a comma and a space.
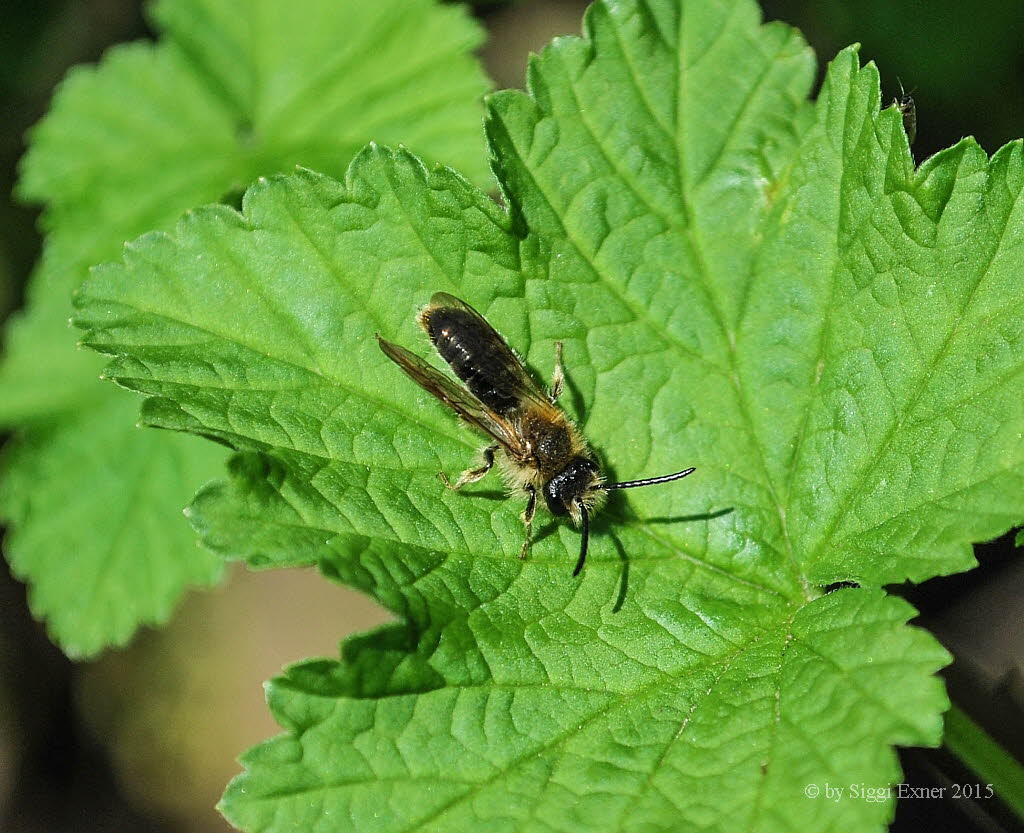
423, 307, 521, 415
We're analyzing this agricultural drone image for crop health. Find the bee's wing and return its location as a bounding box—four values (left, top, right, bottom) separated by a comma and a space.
376, 335, 525, 454
426, 293, 556, 412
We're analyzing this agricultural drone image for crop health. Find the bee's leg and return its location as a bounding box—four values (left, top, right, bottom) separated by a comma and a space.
519, 484, 537, 559
439, 445, 498, 490
549, 340, 565, 402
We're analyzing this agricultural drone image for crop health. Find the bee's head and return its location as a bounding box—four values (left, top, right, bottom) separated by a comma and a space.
544, 456, 605, 523
545, 456, 696, 578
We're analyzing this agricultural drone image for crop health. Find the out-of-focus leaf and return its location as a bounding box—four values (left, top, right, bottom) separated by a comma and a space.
2, 0, 492, 656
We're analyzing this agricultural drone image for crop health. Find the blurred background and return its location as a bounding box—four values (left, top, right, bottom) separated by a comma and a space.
1, 1, 1023, 831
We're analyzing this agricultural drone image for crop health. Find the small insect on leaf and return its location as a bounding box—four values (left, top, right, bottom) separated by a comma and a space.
894, 78, 917, 145
376, 293, 696, 574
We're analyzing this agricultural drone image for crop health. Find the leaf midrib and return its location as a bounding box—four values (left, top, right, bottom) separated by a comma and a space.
675, 5, 811, 600
386, 627, 778, 833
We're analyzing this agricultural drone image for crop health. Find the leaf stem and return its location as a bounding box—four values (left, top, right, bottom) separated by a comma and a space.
943, 703, 1024, 819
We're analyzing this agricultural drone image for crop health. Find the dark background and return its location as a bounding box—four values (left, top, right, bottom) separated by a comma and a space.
1, 1, 1022, 831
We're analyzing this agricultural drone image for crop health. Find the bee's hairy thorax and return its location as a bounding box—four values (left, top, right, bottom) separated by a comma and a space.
520, 411, 576, 475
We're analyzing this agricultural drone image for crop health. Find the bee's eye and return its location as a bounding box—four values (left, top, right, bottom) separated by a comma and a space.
544, 486, 569, 516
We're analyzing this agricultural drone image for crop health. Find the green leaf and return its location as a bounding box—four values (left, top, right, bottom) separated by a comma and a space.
4, 0, 490, 424
0, 394, 225, 658
17, 0, 490, 237
0, 250, 105, 425
2, 0, 491, 656
73, 0, 1024, 828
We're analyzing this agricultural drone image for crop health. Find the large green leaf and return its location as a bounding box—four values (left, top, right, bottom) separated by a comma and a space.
0, 395, 224, 658
75, 0, 1024, 829
1, 0, 491, 656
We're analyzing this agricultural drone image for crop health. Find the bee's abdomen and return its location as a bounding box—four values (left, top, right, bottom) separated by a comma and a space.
423, 307, 520, 414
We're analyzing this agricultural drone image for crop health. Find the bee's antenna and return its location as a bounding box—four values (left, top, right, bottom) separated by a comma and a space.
573, 503, 590, 577
605, 467, 696, 490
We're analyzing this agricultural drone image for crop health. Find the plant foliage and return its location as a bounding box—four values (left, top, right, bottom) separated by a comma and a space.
70, 0, 1024, 829
1, 0, 490, 656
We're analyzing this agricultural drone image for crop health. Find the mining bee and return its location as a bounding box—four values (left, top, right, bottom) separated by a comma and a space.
376, 293, 695, 575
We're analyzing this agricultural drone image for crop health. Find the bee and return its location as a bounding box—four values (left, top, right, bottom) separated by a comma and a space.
376, 293, 695, 575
